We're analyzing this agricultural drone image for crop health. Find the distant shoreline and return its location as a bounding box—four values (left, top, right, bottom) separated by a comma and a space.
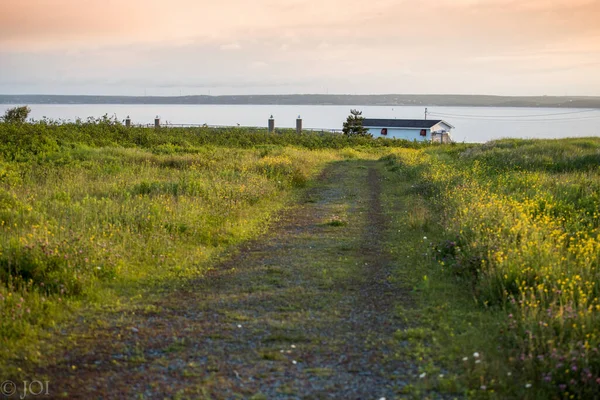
1, 94, 600, 109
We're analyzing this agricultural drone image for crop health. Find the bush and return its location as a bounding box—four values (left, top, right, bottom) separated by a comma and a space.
0, 120, 427, 162
2, 106, 31, 124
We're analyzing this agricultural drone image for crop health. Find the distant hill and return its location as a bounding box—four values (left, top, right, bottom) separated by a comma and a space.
1, 94, 600, 108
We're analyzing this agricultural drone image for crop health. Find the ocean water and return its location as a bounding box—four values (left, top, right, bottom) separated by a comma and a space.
3, 104, 600, 143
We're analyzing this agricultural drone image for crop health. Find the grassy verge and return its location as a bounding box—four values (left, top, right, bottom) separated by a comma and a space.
380, 154, 515, 399
0, 141, 343, 377
1, 119, 416, 379
379, 138, 600, 399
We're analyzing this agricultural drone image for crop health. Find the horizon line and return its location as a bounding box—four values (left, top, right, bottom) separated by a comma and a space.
2, 93, 600, 98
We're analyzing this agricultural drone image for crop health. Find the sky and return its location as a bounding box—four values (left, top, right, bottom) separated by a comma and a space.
1, 0, 599, 96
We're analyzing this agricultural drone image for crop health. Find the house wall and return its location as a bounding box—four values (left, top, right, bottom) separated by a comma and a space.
367, 127, 430, 141
432, 122, 453, 132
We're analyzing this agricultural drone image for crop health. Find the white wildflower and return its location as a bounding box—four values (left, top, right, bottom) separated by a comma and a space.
462, 357, 468, 361
419, 372, 426, 378
473, 352, 480, 358
292, 360, 297, 365
475, 360, 481, 364
237, 324, 242, 328
525, 383, 532, 388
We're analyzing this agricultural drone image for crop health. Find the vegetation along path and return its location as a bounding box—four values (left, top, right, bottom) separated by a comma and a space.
35, 160, 421, 399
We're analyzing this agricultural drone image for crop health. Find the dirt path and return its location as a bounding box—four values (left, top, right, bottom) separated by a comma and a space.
36, 160, 417, 399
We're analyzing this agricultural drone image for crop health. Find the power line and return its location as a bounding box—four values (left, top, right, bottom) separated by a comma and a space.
428, 112, 600, 122
428, 109, 598, 119
430, 116, 600, 122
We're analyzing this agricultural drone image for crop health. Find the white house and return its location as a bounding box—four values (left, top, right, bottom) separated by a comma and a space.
363, 119, 454, 142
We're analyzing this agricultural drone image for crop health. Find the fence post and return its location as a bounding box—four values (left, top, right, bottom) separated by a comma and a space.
154, 116, 160, 129
296, 115, 302, 134
268, 115, 275, 133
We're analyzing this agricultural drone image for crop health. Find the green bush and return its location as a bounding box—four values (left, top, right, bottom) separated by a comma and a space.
0, 119, 428, 163
1, 106, 31, 124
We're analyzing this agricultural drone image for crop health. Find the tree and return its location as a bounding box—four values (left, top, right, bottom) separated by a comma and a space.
342, 109, 370, 137
1, 106, 31, 124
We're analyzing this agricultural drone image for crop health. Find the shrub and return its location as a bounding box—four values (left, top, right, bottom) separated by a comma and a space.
1, 106, 31, 124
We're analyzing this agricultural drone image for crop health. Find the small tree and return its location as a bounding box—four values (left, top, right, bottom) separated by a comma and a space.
1, 106, 31, 124
343, 109, 370, 137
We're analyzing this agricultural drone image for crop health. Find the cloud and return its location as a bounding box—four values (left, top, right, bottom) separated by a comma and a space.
249, 61, 269, 69
1, 0, 599, 51
0, 0, 599, 95
220, 43, 242, 51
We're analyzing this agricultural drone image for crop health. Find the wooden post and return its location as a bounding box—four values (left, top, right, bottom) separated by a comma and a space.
268, 115, 275, 134
154, 116, 160, 129
296, 115, 302, 134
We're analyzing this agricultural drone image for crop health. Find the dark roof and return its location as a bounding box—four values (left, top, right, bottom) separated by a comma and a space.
362, 119, 445, 129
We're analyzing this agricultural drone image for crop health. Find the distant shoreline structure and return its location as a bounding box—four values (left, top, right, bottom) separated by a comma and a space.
1, 94, 600, 109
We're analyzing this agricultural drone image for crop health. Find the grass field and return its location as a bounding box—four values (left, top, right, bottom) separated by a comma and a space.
1, 118, 599, 398
382, 138, 600, 398
0, 119, 416, 375
0, 120, 356, 372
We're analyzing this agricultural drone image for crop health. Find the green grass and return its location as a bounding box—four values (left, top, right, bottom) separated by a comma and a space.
380, 159, 511, 399
380, 138, 600, 398
1, 118, 425, 379
324, 216, 348, 227
3, 117, 600, 398
0, 145, 339, 372
1, 121, 381, 376
0, 116, 428, 163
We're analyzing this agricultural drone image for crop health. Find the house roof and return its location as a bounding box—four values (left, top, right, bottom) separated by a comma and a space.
363, 119, 453, 129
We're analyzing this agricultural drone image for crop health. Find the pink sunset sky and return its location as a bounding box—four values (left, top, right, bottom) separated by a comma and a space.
1, 0, 599, 95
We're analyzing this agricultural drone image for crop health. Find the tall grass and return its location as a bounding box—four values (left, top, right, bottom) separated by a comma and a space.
4, 119, 414, 369
385, 138, 600, 397
0, 116, 426, 163
1, 144, 337, 337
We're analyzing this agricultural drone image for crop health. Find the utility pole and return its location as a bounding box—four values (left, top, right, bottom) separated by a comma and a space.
424, 107, 428, 120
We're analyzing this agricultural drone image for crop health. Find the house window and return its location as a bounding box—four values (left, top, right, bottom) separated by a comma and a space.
381, 128, 388, 135
420, 129, 427, 136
